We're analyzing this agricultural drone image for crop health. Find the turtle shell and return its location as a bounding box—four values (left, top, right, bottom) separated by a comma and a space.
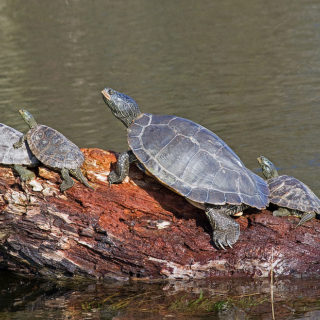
128, 113, 269, 209
268, 175, 320, 213
26, 125, 84, 170
0, 123, 38, 165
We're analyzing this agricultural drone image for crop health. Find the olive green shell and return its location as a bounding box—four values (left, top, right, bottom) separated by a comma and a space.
268, 175, 320, 213
26, 125, 84, 170
128, 113, 269, 209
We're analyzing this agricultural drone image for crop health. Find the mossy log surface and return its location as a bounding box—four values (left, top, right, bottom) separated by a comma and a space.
0, 148, 319, 280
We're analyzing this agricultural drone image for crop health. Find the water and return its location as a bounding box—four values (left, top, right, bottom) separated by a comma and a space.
1, 271, 320, 320
0, 0, 320, 318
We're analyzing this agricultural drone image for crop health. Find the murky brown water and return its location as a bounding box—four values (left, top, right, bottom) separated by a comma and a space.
1, 0, 320, 190
1, 0, 320, 318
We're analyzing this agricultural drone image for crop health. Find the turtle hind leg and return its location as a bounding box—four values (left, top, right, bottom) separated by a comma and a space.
60, 168, 75, 192
205, 205, 240, 250
297, 212, 316, 227
108, 151, 131, 184
70, 168, 94, 190
13, 164, 35, 181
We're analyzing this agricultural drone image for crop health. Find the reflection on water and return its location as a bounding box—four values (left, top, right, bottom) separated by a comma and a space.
1, 271, 320, 320
1, 0, 320, 318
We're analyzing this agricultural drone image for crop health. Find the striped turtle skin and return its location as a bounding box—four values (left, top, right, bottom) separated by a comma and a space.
26, 125, 84, 170
268, 175, 320, 214
128, 113, 269, 209
0, 123, 38, 165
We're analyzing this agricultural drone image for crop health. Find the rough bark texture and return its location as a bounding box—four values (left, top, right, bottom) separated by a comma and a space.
0, 148, 319, 280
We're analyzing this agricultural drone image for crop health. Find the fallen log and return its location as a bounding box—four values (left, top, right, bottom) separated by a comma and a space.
0, 148, 319, 280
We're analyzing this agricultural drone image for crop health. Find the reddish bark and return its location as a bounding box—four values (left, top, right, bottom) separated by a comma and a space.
0, 148, 319, 280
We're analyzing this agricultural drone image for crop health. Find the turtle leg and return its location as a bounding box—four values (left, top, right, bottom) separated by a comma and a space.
12, 164, 35, 181
205, 205, 240, 250
108, 151, 136, 184
13, 135, 26, 149
297, 212, 316, 227
60, 168, 75, 192
273, 207, 291, 217
70, 168, 94, 190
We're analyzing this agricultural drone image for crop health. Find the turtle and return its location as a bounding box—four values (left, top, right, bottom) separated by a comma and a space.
257, 155, 320, 226
101, 88, 269, 249
13, 109, 93, 192
0, 123, 39, 181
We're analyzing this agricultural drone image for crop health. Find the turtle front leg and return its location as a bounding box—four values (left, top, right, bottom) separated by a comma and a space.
13, 135, 26, 149
70, 168, 94, 190
108, 151, 136, 184
60, 168, 75, 192
13, 164, 35, 181
205, 205, 240, 250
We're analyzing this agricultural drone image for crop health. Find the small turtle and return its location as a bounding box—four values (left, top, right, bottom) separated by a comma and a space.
101, 88, 269, 249
0, 123, 39, 181
257, 155, 320, 225
14, 109, 93, 192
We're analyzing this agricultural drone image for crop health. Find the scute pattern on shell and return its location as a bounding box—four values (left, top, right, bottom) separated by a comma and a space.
128, 113, 269, 209
268, 175, 320, 213
26, 125, 84, 170
0, 123, 38, 165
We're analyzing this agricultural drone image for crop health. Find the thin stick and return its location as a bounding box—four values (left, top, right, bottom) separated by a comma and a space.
270, 247, 275, 320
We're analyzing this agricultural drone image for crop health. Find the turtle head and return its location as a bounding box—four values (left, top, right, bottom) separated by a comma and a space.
101, 88, 141, 128
18, 109, 38, 129
257, 156, 279, 179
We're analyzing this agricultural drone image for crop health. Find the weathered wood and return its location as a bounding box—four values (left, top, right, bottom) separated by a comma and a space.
0, 148, 319, 280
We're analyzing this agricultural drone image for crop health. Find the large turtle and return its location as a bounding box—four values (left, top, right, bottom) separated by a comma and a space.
14, 109, 93, 192
101, 88, 269, 249
257, 155, 320, 225
0, 123, 39, 181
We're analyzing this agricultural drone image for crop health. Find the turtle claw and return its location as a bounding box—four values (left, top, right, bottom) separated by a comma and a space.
214, 235, 234, 250
227, 240, 233, 249
217, 240, 226, 250
206, 207, 240, 250
107, 171, 121, 185
107, 152, 130, 185
212, 229, 238, 250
